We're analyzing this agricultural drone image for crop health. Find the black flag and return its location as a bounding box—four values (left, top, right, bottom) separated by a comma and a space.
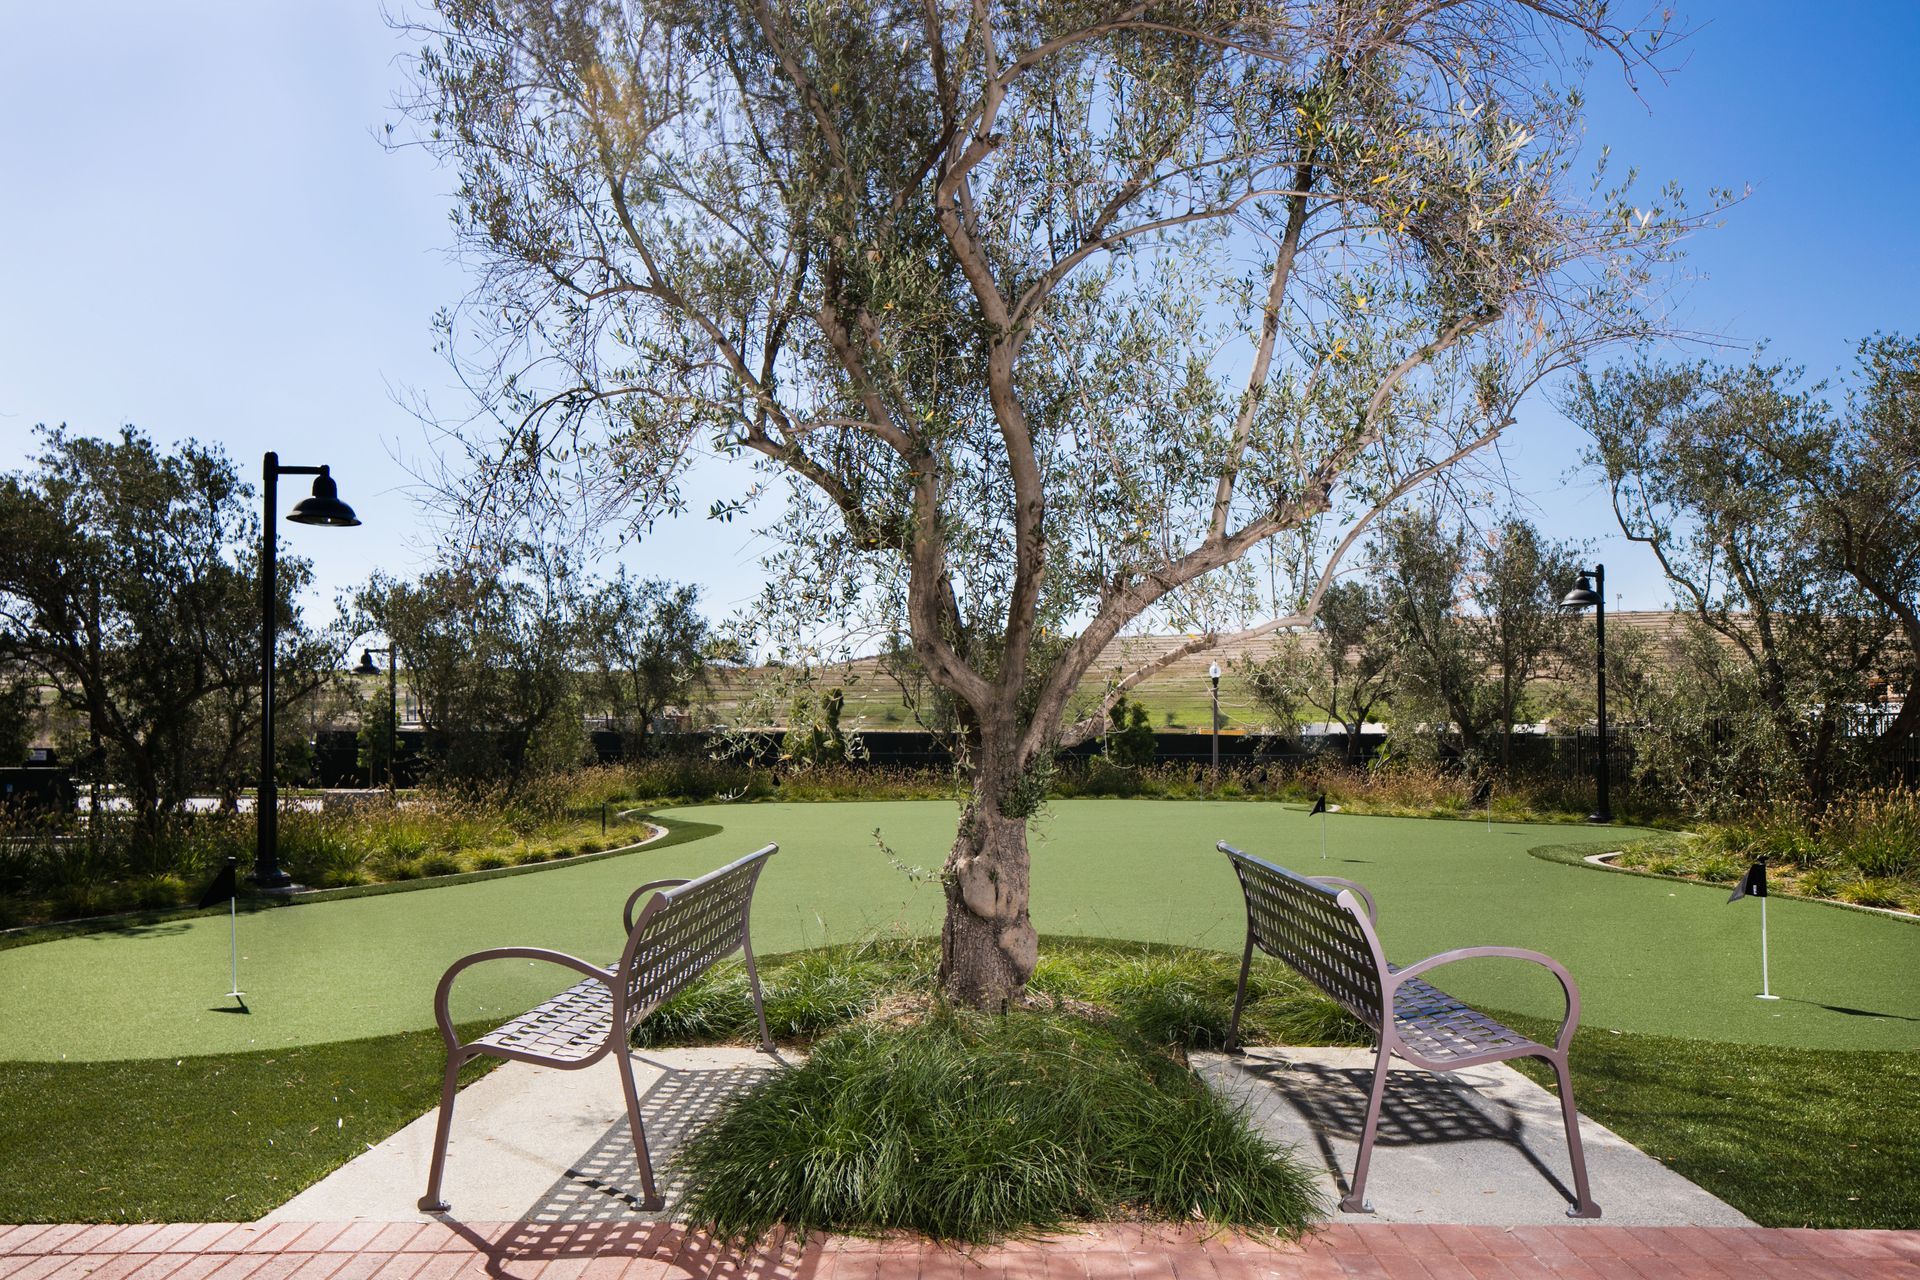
197, 857, 238, 909
1309, 794, 1327, 817
1470, 778, 1493, 808
1727, 858, 1768, 904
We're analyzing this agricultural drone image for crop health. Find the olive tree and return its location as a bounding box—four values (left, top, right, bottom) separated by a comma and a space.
1565, 340, 1917, 809
1240, 580, 1396, 759
0, 427, 334, 842
578, 572, 712, 755
401, 0, 1698, 1004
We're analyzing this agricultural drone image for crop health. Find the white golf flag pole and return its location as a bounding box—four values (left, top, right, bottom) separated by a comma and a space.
228, 895, 244, 1001
196, 856, 243, 1004
1728, 857, 1776, 1000
1758, 894, 1775, 1000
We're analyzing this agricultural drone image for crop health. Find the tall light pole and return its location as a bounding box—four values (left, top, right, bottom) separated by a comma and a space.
1559, 564, 1612, 824
358, 647, 398, 798
258, 454, 360, 889
1209, 662, 1222, 779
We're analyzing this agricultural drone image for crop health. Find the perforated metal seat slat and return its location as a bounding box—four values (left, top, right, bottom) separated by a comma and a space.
473, 976, 615, 1063
1389, 973, 1532, 1063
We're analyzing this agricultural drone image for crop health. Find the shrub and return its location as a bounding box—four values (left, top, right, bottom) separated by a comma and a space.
128, 873, 187, 910
1795, 866, 1845, 900
672, 1008, 1323, 1244
417, 852, 462, 878
1838, 878, 1909, 910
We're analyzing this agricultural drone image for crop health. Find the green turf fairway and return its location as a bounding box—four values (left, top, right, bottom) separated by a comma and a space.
1, 799, 1914, 1061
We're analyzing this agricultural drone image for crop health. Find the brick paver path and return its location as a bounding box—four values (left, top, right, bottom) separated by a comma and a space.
2, 1221, 1916, 1278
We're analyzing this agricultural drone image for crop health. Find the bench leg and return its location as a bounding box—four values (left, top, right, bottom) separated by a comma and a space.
417, 1051, 463, 1213
1224, 933, 1255, 1055
741, 930, 775, 1054
616, 1045, 665, 1212
1547, 1053, 1602, 1219
1341, 1042, 1392, 1214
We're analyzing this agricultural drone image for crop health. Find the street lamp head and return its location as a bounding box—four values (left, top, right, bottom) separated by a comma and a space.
356, 651, 379, 675
286, 468, 361, 527
1208, 662, 1221, 683
1560, 573, 1602, 611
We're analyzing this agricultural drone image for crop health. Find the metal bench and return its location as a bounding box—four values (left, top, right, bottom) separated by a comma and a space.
418, 843, 779, 1213
1217, 841, 1600, 1219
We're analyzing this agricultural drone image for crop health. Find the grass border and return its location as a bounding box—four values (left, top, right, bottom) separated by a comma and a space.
0, 816, 724, 953
1525, 841, 1920, 928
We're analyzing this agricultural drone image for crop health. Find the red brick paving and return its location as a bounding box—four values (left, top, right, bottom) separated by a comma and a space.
0, 1222, 1916, 1279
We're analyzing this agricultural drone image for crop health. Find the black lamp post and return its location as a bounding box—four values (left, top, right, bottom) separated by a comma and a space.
357, 647, 398, 798
1559, 564, 1612, 824
1208, 661, 1222, 779
257, 453, 360, 889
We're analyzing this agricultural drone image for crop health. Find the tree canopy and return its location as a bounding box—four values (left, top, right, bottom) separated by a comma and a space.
402, 0, 1702, 1003
0, 426, 332, 836
1566, 336, 1920, 810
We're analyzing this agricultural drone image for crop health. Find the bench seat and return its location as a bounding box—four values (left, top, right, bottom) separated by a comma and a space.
472, 974, 618, 1063
1389, 971, 1535, 1064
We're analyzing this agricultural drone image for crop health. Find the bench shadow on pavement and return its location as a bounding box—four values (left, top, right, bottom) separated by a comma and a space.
441, 1060, 813, 1279
1235, 1054, 1580, 1205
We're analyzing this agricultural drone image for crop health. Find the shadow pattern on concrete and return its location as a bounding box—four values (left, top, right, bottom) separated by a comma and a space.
1236, 1055, 1580, 1205
523, 1061, 774, 1226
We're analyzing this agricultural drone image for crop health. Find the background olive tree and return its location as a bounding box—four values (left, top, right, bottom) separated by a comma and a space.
1371, 509, 1579, 770
1240, 580, 1396, 759
400, 0, 1702, 1004
356, 552, 585, 788
577, 572, 712, 757
1565, 337, 1919, 812
0, 426, 336, 846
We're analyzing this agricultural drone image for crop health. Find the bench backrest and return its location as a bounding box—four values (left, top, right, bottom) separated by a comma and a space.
617, 843, 777, 1026
1219, 842, 1387, 1030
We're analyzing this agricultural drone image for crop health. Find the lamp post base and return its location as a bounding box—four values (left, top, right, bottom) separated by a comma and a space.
1586, 810, 1613, 824
249, 870, 297, 893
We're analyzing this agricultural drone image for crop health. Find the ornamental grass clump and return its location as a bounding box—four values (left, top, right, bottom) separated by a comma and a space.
672, 1008, 1323, 1245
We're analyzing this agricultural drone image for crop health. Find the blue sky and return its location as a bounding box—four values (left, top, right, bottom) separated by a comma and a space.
2, 2, 1916, 623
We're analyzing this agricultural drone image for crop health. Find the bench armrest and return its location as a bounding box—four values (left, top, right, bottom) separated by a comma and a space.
623, 879, 692, 934
1389, 946, 1583, 1053
431, 947, 615, 1049
1310, 876, 1378, 923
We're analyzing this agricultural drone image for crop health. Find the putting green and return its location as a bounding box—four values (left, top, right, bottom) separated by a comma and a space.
1, 800, 1914, 1061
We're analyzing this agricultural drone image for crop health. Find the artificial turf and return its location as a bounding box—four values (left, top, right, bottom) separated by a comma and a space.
4, 800, 1913, 1062
2, 938, 1912, 1228
1504, 1023, 1920, 1230
0, 1025, 497, 1224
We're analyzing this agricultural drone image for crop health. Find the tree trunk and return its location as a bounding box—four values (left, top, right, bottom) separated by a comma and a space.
938, 749, 1040, 1009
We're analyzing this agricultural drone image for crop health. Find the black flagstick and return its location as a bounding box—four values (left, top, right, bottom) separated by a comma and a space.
1310, 793, 1328, 859
197, 857, 243, 1005
1727, 858, 1776, 1000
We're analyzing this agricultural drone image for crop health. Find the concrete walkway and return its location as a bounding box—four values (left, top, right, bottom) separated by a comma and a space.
4, 1220, 1918, 1278
267, 1045, 1749, 1231
1192, 1048, 1752, 1227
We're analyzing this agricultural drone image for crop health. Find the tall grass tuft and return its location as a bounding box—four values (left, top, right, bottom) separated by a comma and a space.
673, 1008, 1324, 1244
